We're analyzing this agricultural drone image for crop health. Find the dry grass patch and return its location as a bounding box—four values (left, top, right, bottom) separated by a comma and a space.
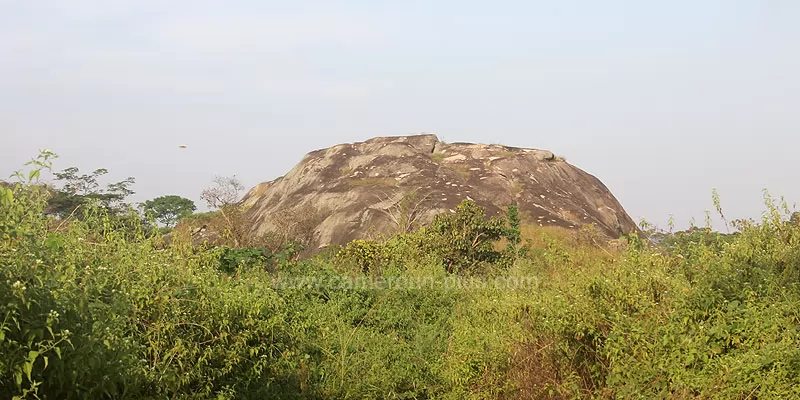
446, 164, 472, 180
430, 152, 446, 163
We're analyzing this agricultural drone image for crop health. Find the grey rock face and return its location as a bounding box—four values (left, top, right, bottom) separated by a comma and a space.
242, 134, 638, 249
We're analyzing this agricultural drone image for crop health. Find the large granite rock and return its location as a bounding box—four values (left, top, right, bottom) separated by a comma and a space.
242, 134, 638, 249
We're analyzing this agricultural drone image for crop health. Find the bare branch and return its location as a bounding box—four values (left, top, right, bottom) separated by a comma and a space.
201, 175, 244, 210
373, 189, 433, 234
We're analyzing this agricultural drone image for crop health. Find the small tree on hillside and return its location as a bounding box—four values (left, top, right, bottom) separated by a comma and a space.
426, 200, 514, 273
200, 176, 244, 208
265, 204, 324, 252
201, 176, 246, 247
198, 176, 324, 252
375, 190, 432, 235
141, 195, 196, 227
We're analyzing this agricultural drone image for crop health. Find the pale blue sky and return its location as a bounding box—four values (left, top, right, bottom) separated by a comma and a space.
2, 0, 799, 229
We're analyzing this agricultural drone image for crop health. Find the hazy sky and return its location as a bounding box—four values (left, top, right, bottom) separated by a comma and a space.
2, 0, 798, 229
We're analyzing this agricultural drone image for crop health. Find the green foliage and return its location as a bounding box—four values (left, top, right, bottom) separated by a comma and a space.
657, 227, 738, 255
505, 203, 523, 255
217, 247, 269, 273
0, 155, 297, 399
217, 245, 300, 273
176, 210, 219, 226
3, 152, 800, 399
336, 239, 397, 274
46, 166, 136, 218
426, 200, 515, 273
141, 195, 197, 228
506, 194, 800, 398
337, 200, 520, 274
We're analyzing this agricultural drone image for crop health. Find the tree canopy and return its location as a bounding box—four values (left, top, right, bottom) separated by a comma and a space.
141, 195, 197, 227
45, 167, 135, 218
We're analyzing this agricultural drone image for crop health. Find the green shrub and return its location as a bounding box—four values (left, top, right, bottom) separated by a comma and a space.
4, 152, 800, 399
337, 200, 520, 275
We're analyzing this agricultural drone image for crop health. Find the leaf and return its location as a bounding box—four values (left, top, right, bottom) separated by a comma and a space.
43, 356, 48, 370
54, 347, 62, 359
23, 362, 32, 382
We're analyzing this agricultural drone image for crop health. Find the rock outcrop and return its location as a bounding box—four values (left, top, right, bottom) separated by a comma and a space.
242, 134, 638, 249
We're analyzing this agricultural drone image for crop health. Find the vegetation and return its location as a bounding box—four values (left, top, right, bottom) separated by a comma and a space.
430, 152, 446, 163
176, 176, 323, 255
140, 195, 196, 228
2, 152, 800, 399
445, 164, 472, 180
45, 166, 136, 219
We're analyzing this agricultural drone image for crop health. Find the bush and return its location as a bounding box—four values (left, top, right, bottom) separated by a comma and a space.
217, 244, 300, 273
3, 153, 800, 399
336, 200, 520, 275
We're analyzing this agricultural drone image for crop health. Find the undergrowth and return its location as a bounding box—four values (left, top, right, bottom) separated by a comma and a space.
2, 152, 800, 399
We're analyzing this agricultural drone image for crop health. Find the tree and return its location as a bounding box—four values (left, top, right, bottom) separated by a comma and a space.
200, 176, 246, 247
426, 200, 512, 273
200, 176, 244, 209
46, 167, 136, 218
375, 190, 432, 235
141, 195, 196, 227
265, 204, 324, 252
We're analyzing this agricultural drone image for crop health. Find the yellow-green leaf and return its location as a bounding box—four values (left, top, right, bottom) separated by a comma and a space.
23, 362, 32, 382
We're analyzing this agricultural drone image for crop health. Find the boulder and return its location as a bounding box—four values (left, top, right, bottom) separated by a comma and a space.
242, 134, 638, 249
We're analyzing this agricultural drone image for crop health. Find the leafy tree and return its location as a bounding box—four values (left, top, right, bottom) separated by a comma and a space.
141, 195, 196, 227
426, 200, 513, 273
53, 167, 104, 196
45, 166, 135, 218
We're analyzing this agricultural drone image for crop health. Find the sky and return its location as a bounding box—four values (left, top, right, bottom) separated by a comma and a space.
2, 0, 799, 230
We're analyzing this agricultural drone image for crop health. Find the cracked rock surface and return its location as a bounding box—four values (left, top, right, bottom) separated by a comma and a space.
242, 134, 638, 249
